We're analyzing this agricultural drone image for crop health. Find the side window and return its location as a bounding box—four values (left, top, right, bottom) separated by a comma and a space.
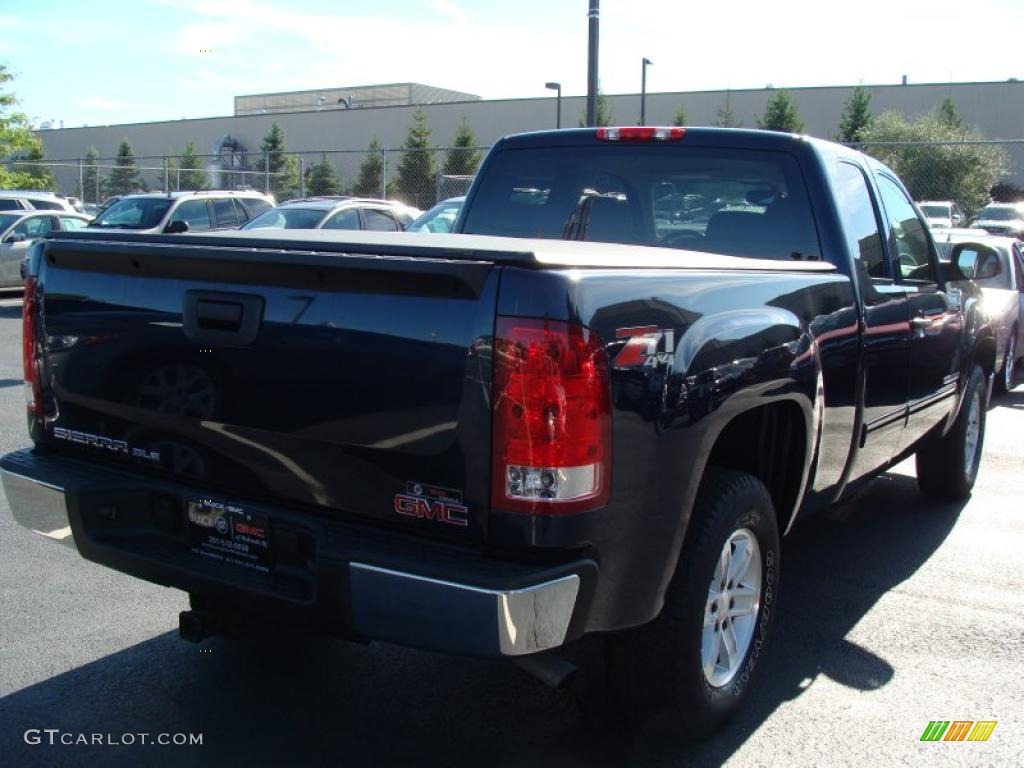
30, 199, 65, 211
13, 216, 54, 238
835, 162, 887, 278
0, 199, 23, 211
237, 197, 273, 220
322, 209, 360, 230
211, 199, 239, 228
59, 216, 88, 231
363, 209, 399, 232
876, 175, 935, 284
171, 200, 212, 232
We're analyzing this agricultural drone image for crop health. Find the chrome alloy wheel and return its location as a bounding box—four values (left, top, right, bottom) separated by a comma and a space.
701, 528, 762, 688
964, 388, 982, 475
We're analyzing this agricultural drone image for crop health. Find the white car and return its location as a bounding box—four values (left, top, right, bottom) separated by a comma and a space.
970, 202, 1024, 239
935, 230, 1024, 393
0, 190, 77, 213
0, 210, 92, 287
241, 197, 422, 232
917, 200, 966, 229
88, 191, 275, 234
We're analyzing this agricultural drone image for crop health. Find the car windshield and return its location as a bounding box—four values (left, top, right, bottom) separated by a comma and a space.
0, 212, 22, 232
241, 208, 326, 229
935, 240, 1012, 289
462, 145, 822, 261
91, 198, 173, 229
409, 201, 462, 233
921, 204, 950, 218
977, 206, 1022, 221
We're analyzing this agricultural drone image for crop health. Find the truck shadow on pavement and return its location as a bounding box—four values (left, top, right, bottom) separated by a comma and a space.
0, 472, 964, 768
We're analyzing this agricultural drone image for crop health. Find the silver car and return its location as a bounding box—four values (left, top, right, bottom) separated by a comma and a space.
88, 191, 275, 234
935, 230, 1024, 392
0, 210, 92, 287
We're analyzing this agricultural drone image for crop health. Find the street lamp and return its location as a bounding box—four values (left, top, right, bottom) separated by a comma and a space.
545, 82, 562, 129
640, 58, 653, 125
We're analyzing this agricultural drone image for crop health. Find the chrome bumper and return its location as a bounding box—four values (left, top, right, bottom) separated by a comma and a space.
1, 450, 583, 657
1, 464, 76, 547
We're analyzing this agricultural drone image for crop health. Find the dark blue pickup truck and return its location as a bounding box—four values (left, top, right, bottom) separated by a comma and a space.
3, 127, 999, 737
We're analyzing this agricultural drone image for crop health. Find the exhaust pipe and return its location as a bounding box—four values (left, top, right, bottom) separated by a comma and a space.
178, 610, 215, 643
514, 653, 578, 691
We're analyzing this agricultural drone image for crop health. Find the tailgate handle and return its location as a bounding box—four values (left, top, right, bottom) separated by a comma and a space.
183, 291, 264, 346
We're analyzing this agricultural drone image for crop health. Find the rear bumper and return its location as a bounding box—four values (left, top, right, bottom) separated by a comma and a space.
1, 449, 594, 657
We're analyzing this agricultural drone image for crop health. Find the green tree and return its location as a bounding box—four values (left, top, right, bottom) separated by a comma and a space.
351, 137, 388, 198
304, 154, 341, 195
938, 98, 963, 131
714, 92, 741, 128
0, 65, 48, 189
757, 90, 805, 133
671, 106, 688, 127
82, 146, 102, 203
177, 141, 208, 190
838, 86, 873, 143
255, 123, 298, 199
863, 110, 1007, 216
395, 109, 436, 208
578, 88, 613, 127
107, 139, 141, 195
22, 141, 56, 191
442, 118, 482, 177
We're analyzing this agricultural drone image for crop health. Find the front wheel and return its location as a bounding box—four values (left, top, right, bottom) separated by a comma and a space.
916, 364, 987, 500
606, 469, 780, 739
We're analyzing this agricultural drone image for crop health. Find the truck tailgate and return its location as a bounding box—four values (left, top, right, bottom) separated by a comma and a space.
35, 235, 499, 541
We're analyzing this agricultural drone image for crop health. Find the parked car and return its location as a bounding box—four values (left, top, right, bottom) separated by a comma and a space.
88, 191, 275, 234
8, 127, 996, 741
81, 203, 101, 218
917, 200, 966, 229
0, 210, 91, 287
0, 190, 76, 213
935, 229, 1023, 392
241, 197, 422, 232
970, 202, 1024, 238
407, 196, 464, 233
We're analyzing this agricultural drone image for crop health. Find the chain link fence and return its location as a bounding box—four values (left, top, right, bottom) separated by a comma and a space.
7, 146, 489, 212
9, 140, 1024, 216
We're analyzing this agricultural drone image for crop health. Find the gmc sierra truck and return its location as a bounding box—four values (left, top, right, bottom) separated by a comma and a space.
3, 127, 999, 737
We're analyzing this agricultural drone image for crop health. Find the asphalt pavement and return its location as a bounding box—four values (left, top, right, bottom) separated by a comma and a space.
0, 290, 1021, 768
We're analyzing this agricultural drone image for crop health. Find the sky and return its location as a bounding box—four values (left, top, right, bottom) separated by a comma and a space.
2, 0, 1022, 128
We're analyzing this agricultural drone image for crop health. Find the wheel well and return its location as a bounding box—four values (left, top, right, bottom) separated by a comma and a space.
706, 401, 807, 532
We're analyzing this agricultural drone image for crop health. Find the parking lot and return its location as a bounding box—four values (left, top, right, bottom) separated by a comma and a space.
0, 288, 1020, 768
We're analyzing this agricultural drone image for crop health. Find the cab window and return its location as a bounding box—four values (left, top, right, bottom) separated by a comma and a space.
876, 175, 935, 284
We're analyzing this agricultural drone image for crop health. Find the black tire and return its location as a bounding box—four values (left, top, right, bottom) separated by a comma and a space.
916, 364, 987, 500
606, 469, 780, 739
993, 332, 1016, 395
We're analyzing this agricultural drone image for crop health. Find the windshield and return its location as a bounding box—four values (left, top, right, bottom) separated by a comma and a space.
921, 204, 950, 218
409, 201, 462, 233
91, 198, 173, 229
241, 208, 327, 230
977, 206, 1023, 221
462, 145, 821, 261
0, 212, 22, 232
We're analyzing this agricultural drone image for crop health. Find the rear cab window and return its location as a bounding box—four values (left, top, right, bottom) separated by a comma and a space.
461, 144, 822, 262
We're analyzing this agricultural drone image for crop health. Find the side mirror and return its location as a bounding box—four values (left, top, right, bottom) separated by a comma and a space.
951, 242, 1001, 281
3, 233, 26, 244
952, 213, 962, 225
164, 220, 189, 234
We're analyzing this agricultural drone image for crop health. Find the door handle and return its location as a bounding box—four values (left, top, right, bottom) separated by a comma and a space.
183, 290, 264, 346
910, 316, 933, 329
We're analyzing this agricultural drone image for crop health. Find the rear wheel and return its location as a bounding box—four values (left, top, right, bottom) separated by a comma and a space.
606, 469, 779, 739
916, 364, 987, 500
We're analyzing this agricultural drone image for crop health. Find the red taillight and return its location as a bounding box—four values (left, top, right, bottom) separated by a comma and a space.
596, 126, 685, 142
491, 317, 612, 514
22, 276, 42, 417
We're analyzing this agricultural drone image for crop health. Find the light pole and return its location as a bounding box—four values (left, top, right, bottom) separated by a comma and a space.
640, 57, 653, 125
586, 0, 600, 126
545, 82, 562, 129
